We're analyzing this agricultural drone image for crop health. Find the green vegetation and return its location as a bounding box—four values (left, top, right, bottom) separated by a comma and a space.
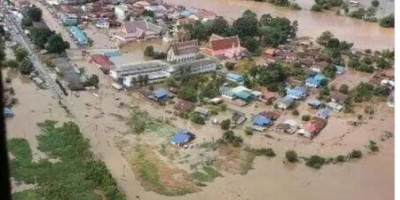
26, 6, 42, 22
301, 114, 311, 121
19, 58, 33, 75
379, 13, 394, 28
220, 130, 243, 147
191, 166, 222, 182
285, 150, 298, 163
368, 140, 379, 152
190, 10, 297, 53
246, 147, 276, 157
349, 150, 363, 159
306, 155, 326, 169
220, 119, 231, 130
191, 112, 206, 125
84, 74, 100, 88
371, 0, 379, 7
335, 155, 346, 163
129, 108, 175, 137
8, 121, 125, 200
128, 145, 198, 196
311, 0, 343, 11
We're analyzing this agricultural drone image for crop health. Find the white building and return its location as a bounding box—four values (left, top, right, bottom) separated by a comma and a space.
167, 40, 198, 63
170, 58, 217, 76
110, 60, 169, 81
115, 4, 129, 21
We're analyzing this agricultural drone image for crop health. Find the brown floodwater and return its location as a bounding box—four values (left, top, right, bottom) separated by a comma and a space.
163, 0, 394, 50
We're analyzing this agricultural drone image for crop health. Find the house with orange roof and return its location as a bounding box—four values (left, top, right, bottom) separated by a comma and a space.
200, 34, 247, 59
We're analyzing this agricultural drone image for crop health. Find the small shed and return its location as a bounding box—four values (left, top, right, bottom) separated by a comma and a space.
3, 108, 13, 118
308, 100, 323, 109
153, 88, 169, 101
317, 108, 331, 119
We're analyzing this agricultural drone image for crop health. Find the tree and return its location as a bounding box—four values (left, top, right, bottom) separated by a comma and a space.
257, 63, 287, 91
142, 10, 155, 18
317, 31, 334, 46
19, 58, 33, 74
191, 113, 205, 125
21, 18, 33, 28
14, 48, 29, 62
225, 62, 236, 70
85, 75, 100, 88
371, 0, 379, 7
349, 8, 366, 19
311, 4, 323, 12
144, 45, 154, 57
233, 10, 259, 38
5, 59, 19, 69
179, 86, 197, 102
349, 150, 363, 159
29, 27, 54, 49
306, 155, 325, 169
222, 130, 243, 147
46, 34, 68, 53
301, 114, 311, 121
339, 84, 349, 94
190, 21, 212, 41
380, 13, 394, 28
376, 57, 391, 69
241, 36, 260, 53
327, 38, 340, 49
27, 7, 42, 22
285, 150, 298, 163
211, 17, 229, 36
220, 119, 231, 130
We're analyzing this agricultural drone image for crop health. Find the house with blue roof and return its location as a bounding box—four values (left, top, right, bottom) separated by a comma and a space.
308, 100, 323, 109
221, 86, 254, 102
253, 115, 272, 127
317, 108, 331, 119
69, 26, 88, 45
95, 18, 110, 29
171, 130, 193, 145
305, 74, 326, 88
226, 73, 244, 85
153, 88, 169, 101
287, 86, 308, 100
3, 108, 13, 118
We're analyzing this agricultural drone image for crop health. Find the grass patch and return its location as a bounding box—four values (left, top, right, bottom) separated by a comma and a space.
215, 145, 256, 175
129, 108, 175, 137
198, 141, 220, 151
127, 145, 199, 196
191, 166, 221, 182
9, 121, 126, 200
12, 189, 44, 200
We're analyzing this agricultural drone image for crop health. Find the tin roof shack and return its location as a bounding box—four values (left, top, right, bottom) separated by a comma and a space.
331, 92, 348, 105
226, 73, 244, 85
276, 119, 298, 134
259, 111, 280, 121
298, 117, 327, 138
151, 88, 170, 102
3, 108, 14, 118
307, 100, 323, 109
54, 57, 84, 91
230, 111, 246, 127
194, 107, 210, 118
171, 130, 195, 146
317, 108, 331, 120
286, 86, 308, 100
275, 96, 294, 110
305, 74, 327, 88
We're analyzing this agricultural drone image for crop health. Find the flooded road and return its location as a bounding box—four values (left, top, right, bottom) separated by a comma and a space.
163, 0, 394, 50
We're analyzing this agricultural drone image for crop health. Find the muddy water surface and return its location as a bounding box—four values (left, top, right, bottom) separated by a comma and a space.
164, 0, 394, 50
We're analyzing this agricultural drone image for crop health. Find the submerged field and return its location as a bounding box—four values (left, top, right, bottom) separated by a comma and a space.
9, 121, 125, 200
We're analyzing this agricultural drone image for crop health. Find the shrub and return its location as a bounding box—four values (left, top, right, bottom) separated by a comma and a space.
220, 119, 231, 130
225, 62, 236, 70
368, 140, 379, 152
191, 113, 205, 125
335, 155, 346, 163
144, 45, 154, 57
306, 155, 326, 169
349, 150, 363, 159
301, 114, 311, 121
222, 130, 243, 147
285, 150, 298, 163
292, 110, 299, 116
371, 0, 379, 7
244, 127, 253, 136
339, 84, 349, 94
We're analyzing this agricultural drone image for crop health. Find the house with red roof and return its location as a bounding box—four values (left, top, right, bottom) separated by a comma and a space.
298, 117, 327, 138
189, 9, 216, 22
90, 54, 114, 72
200, 34, 247, 59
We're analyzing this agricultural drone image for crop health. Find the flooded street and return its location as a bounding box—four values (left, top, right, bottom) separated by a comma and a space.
163, 0, 394, 50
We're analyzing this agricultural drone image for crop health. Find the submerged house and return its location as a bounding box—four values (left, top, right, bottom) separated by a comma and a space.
226, 73, 244, 85
69, 26, 88, 45
200, 34, 247, 59
298, 117, 327, 138
275, 96, 294, 110
166, 40, 198, 63
286, 86, 308, 100
114, 20, 163, 43
305, 74, 326, 88
252, 115, 272, 131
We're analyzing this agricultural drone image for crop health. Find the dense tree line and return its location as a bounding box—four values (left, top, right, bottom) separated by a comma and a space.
190, 10, 298, 54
